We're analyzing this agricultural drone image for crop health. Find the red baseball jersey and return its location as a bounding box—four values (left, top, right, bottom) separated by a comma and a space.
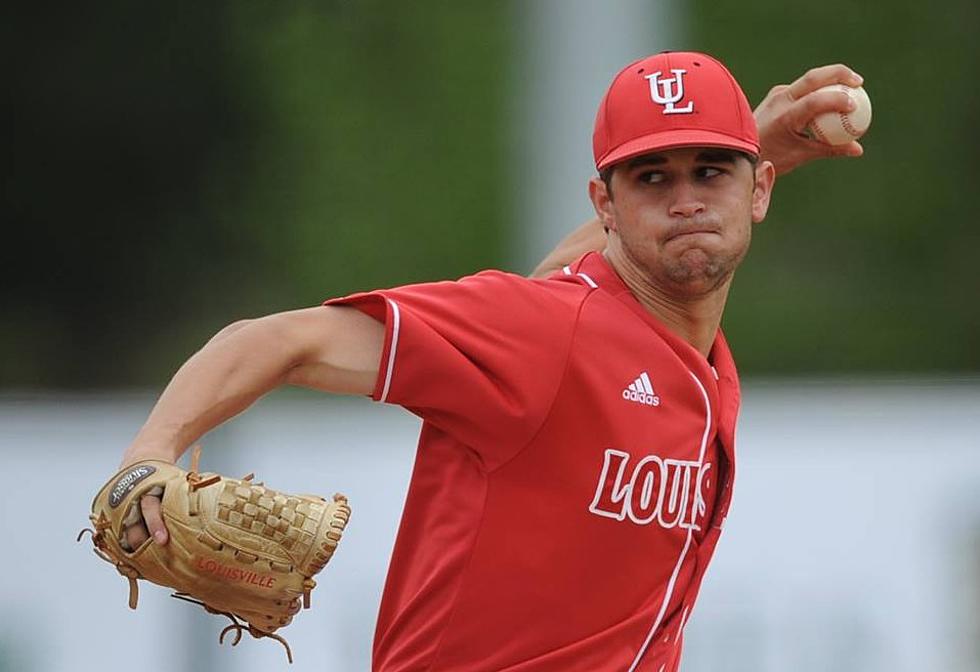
325, 252, 740, 671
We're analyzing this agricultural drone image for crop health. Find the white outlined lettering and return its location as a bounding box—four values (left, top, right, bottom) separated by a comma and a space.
588, 449, 710, 531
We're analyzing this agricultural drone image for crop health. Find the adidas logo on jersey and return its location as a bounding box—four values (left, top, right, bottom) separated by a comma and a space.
622, 372, 660, 407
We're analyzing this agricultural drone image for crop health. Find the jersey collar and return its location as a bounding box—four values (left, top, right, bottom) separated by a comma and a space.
558, 251, 738, 392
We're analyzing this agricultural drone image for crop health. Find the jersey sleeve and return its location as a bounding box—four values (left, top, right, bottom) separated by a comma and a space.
324, 271, 587, 469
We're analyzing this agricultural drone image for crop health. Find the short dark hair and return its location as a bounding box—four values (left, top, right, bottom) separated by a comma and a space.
599, 149, 758, 201
599, 166, 615, 200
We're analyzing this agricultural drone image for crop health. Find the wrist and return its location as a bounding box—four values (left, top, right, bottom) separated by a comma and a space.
120, 433, 182, 468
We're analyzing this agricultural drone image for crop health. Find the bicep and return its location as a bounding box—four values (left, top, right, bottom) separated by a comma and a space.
281, 306, 384, 396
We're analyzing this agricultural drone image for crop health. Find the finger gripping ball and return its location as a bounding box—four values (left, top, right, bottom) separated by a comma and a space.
806, 84, 872, 145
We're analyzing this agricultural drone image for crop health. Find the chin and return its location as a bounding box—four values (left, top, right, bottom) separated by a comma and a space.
663, 254, 735, 296
673, 249, 722, 277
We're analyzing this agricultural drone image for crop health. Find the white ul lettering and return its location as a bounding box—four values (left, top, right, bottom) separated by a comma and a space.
646, 69, 694, 115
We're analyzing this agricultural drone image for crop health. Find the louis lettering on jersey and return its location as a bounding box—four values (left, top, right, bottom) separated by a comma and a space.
589, 448, 712, 530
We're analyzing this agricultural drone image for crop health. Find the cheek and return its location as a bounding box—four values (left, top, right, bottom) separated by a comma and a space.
616, 199, 666, 237
727, 215, 753, 250
724, 190, 755, 235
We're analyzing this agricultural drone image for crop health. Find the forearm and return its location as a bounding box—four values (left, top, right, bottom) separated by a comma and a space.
122, 316, 303, 465
115, 306, 380, 548
121, 306, 382, 466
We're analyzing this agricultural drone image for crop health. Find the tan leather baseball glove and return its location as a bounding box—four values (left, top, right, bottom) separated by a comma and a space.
79, 448, 351, 663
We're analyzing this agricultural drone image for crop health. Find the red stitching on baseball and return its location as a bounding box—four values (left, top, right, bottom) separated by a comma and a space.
839, 110, 860, 137
809, 120, 829, 143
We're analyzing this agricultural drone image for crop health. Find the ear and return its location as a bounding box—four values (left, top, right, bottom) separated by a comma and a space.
751, 160, 776, 224
588, 177, 617, 232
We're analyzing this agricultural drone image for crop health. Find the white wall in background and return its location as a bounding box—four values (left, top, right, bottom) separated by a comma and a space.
1, 381, 978, 671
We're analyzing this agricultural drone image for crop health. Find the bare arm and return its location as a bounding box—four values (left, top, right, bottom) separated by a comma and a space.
121, 305, 383, 547
122, 305, 383, 468
530, 64, 867, 278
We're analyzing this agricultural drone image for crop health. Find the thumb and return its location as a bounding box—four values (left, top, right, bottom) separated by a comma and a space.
831, 141, 864, 158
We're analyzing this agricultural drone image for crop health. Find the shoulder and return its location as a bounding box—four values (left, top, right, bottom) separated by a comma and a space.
390, 268, 597, 313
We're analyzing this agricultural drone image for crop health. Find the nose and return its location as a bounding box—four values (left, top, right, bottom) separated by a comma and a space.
667, 181, 705, 219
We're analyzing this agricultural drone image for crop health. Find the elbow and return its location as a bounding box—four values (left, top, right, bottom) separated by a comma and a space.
208, 318, 256, 345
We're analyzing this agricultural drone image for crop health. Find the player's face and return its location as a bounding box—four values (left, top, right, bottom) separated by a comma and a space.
590, 147, 775, 299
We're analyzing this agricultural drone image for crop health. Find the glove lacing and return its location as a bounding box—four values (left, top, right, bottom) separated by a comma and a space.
171, 592, 295, 664
77, 511, 143, 609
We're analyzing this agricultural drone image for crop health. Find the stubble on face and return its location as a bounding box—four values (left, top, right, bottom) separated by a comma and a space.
614, 202, 753, 300
610, 152, 754, 298
656, 225, 751, 293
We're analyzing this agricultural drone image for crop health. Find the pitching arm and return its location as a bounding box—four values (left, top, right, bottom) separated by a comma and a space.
529, 218, 607, 279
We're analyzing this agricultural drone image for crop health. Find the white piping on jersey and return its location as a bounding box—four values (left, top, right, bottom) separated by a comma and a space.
627, 370, 712, 672
561, 265, 599, 288
674, 606, 690, 643
379, 298, 401, 403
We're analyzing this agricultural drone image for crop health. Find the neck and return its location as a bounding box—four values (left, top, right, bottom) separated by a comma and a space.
603, 249, 731, 358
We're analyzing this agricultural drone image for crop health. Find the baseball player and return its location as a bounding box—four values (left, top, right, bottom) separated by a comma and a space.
119, 53, 864, 671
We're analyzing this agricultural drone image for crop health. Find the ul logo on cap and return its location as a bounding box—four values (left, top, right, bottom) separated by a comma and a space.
646, 69, 694, 115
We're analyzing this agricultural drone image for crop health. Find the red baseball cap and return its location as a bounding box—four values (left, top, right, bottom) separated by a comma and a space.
593, 51, 759, 171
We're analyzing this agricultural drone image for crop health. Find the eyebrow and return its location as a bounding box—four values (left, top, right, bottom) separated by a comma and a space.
626, 149, 740, 169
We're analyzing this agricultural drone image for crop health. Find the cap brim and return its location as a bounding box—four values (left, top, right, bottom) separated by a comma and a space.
597, 129, 760, 171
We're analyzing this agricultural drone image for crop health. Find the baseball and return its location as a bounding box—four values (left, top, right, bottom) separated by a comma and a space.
805, 84, 872, 145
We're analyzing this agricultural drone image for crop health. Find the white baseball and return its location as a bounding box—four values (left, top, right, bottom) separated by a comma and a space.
806, 84, 872, 145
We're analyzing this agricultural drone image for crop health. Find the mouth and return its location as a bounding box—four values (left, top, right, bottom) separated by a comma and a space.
665, 227, 721, 243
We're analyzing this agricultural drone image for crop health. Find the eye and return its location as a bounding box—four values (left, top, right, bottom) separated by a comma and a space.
638, 170, 666, 184
696, 166, 726, 179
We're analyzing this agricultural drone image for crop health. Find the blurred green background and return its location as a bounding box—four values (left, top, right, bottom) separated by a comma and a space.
3, 0, 978, 388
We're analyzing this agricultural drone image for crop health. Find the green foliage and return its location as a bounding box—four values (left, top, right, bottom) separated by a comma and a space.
3, 1, 976, 387
2, 2, 509, 387
207, 2, 509, 302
